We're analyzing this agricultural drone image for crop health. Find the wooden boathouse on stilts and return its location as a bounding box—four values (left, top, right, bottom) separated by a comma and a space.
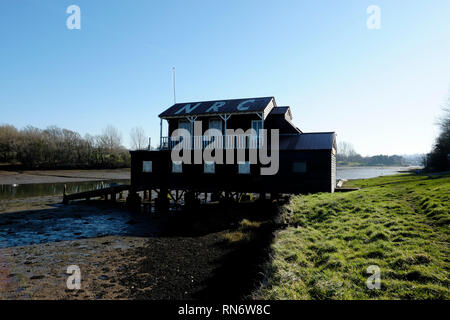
127, 96, 336, 212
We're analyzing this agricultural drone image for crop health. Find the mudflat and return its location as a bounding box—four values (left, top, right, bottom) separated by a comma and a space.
0, 196, 276, 299
0, 169, 130, 185
0, 197, 156, 299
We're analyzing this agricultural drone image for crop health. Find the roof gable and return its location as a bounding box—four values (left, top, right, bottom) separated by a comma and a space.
269, 106, 293, 120
159, 97, 275, 118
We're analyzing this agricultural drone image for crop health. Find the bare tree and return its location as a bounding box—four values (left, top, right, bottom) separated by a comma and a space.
0, 124, 130, 169
98, 125, 123, 152
0, 124, 19, 162
337, 141, 357, 157
130, 126, 147, 150
427, 91, 450, 170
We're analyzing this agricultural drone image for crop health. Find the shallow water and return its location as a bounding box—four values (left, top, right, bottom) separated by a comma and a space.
337, 166, 418, 180
0, 179, 130, 200
0, 203, 157, 248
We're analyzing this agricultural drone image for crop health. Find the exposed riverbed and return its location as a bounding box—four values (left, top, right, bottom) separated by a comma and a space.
0, 169, 130, 185
0, 169, 130, 201
0, 168, 276, 300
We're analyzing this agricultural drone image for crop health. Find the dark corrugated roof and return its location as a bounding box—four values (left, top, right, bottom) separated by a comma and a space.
269, 106, 290, 115
159, 97, 275, 118
279, 132, 336, 150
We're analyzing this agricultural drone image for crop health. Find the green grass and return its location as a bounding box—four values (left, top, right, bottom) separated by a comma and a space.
222, 219, 263, 243
255, 174, 450, 300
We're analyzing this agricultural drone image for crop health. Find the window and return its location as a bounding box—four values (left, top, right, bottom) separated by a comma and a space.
238, 161, 250, 174
209, 119, 223, 133
292, 161, 307, 173
251, 120, 264, 148
204, 161, 215, 174
142, 161, 152, 172
177, 120, 193, 149
206, 119, 223, 149
172, 161, 182, 173
178, 120, 191, 135
251, 120, 263, 135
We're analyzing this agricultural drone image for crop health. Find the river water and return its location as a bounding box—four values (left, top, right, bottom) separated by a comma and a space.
336, 166, 418, 180
0, 179, 130, 201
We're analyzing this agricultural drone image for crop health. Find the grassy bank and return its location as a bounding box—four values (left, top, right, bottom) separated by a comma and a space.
256, 174, 449, 299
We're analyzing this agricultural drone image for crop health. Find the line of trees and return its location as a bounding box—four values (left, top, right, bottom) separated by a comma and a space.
426, 94, 450, 171
0, 124, 132, 169
337, 141, 406, 166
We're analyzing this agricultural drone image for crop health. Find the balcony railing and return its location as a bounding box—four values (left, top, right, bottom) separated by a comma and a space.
160, 134, 265, 150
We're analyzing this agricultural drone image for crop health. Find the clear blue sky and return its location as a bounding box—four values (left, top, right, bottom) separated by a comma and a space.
1, 0, 449, 155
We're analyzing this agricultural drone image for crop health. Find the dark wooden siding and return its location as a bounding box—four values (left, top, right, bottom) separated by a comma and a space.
130, 149, 334, 194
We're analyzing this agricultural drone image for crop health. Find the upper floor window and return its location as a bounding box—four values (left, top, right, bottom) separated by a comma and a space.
209, 119, 222, 133
178, 120, 192, 135
251, 120, 263, 135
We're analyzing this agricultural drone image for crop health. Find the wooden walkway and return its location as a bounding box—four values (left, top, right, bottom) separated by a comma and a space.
335, 179, 360, 192
62, 184, 131, 204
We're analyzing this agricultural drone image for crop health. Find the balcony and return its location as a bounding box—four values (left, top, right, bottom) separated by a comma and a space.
160, 134, 265, 150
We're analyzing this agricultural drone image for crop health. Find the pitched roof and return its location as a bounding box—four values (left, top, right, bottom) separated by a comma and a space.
269, 106, 290, 116
159, 97, 275, 118
279, 132, 336, 150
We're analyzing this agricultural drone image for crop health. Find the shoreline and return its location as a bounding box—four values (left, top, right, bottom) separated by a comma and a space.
0, 169, 130, 185
337, 165, 422, 169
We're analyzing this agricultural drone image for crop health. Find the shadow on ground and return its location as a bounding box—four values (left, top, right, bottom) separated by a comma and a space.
1, 198, 284, 300
118, 200, 283, 300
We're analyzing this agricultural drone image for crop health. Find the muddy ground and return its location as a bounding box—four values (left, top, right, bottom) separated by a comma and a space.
0, 169, 130, 185
0, 196, 279, 300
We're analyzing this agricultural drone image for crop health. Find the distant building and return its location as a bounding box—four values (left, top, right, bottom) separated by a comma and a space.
129, 97, 336, 205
